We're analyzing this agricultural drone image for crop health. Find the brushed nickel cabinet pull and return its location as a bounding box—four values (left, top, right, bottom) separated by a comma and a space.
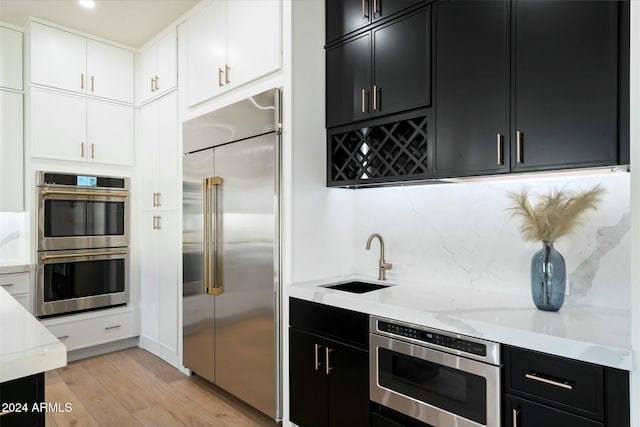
362, 0, 366, 17
516, 130, 523, 163
152, 192, 157, 207
153, 215, 158, 230
56, 335, 69, 340
105, 325, 121, 330
361, 88, 366, 113
155, 75, 160, 91
81, 73, 84, 90
325, 347, 333, 375
81, 142, 85, 158
525, 372, 573, 390
157, 192, 162, 207
225, 65, 230, 84
91, 143, 95, 159
218, 68, 224, 87
157, 215, 162, 230
497, 133, 503, 165
314, 343, 323, 370
91, 75, 94, 92
0, 283, 14, 287
512, 408, 520, 427
374, 0, 378, 14
373, 84, 378, 111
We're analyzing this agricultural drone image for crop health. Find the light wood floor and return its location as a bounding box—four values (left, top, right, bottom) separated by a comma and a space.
44, 347, 278, 427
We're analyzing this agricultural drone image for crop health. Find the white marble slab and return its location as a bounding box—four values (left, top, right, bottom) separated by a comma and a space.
288, 275, 632, 370
0, 286, 66, 382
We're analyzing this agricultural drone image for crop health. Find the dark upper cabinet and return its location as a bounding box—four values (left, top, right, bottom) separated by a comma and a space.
434, 0, 509, 177
511, 0, 619, 172
326, 0, 425, 44
326, 6, 430, 128
326, 33, 372, 129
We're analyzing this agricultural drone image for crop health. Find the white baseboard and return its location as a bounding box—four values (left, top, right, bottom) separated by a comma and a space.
67, 337, 138, 362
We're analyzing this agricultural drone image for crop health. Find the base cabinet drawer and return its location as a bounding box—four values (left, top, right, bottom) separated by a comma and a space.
0, 273, 29, 295
45, 311, 135, 351
505, 395, 602, 427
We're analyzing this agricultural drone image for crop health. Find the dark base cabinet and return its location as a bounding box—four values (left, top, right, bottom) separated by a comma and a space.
289, 298, 370, 427
504, 346, 629, 427
0, 373, 45, 427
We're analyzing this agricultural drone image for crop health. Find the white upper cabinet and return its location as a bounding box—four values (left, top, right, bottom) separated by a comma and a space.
186, 0, 281, 107
29, 22, 134, 104
0, 27, 23, 90
30, 88, 134, 165
0, 91, 24, 211
137, 28, 177, 104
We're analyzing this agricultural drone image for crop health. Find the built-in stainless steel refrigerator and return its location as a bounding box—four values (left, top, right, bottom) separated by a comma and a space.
182, 89, 281, 421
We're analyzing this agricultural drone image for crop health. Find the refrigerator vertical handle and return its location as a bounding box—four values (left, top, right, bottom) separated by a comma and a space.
203, 176, 224, 295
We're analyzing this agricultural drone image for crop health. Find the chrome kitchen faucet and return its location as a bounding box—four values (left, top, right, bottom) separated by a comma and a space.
366, 233, 392, 281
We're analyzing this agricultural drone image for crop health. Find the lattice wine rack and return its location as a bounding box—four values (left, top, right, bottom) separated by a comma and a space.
328, 115, 430, 186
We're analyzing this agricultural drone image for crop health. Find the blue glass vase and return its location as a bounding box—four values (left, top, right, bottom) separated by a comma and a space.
530, 241, 566, 311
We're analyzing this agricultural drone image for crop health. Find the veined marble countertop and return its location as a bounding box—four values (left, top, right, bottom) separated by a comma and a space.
288, 275, 632, 370
0, 262, 34, 275
0, 286, 66, 382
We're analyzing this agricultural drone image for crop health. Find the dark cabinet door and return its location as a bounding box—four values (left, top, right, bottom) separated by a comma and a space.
512, 0, 619, 171
326, 339, 370, 427
326, 32, 372, 128
0, 373, 45, 427
434, 0, 509, 177
505, 395, 603, 427
326, 0, 371, 43
373, 6, 430, 118
373, 0, 424, 21
289, 328, 328, 427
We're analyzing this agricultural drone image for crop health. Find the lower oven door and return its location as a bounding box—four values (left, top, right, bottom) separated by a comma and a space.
370, 333, 500, 427
37, 248, 129, 317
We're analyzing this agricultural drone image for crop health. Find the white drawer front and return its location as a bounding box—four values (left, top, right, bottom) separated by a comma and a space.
46, 311, 135, 351
12, 294, 31, 313
0, 272, 29, 295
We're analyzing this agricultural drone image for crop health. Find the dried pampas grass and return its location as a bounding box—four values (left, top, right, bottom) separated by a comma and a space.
507, 185, 604, 242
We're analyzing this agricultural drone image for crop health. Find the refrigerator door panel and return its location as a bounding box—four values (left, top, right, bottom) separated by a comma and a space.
182, 148, 215, 384
214, 133, 277, 418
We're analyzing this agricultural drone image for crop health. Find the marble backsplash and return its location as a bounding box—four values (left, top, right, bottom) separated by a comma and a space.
0, 212, 30, 265
353, 172, 631, 309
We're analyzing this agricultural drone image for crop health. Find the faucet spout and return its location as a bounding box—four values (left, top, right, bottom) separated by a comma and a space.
366, 233, 392, 280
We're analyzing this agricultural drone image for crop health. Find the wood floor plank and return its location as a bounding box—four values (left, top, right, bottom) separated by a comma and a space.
56, 361, 143, 427
132, 404, 187, 427
122, 347, 186, 383
80, 354, 156, 414
45, 369, 62, 386
45, 381, 99, 427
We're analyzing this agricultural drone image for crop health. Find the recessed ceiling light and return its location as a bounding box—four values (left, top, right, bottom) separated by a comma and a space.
78, 0, 95, 8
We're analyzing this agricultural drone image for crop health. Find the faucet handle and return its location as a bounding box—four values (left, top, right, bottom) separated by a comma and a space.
380, 261, 392, 271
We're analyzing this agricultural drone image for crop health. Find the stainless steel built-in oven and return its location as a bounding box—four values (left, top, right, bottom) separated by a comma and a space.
36, 171, 130, 317
36, 247, 129, 318
37, 171, 129, 251
370, 316, 501, 427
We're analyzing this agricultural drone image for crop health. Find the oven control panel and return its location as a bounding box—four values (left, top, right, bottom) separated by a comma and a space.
378, 320, 487, 357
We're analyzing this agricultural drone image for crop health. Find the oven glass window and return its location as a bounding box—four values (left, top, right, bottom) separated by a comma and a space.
44, 200, 124, 237
43, 258, 125, 301
379, 348, 487, 424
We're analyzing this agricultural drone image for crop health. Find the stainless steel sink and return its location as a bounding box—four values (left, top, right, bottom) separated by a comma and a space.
323, 281, 390, 294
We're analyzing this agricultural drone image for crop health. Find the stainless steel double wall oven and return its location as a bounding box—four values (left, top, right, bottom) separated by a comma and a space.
36, 172, 130, 317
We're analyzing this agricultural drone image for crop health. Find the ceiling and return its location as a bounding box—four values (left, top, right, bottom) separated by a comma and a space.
0, 0, 199, 48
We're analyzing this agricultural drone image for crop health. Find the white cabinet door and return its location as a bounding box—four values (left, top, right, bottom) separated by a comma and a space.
86, 39, 134, 103
137, 45, 157, 104
227, 0, 281, 88
30, 88, 86, 162
157, 211, 178, 355
0, 27, 23, 90
0, 91, 23, 211
140, 212, 160, 343
156, 28, 177, 96
187, 0, 226, 107
30, 22, 86, 94
86, 99, 134, 166
140, 99, 160, 210
157, 92, 178, 211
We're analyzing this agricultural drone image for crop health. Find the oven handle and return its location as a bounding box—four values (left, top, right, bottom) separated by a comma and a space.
203, 177, 223, 296
41, 189, 128, 198
41, 250, 127, 260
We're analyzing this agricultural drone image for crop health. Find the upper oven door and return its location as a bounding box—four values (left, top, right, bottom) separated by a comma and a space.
370, 333, 501, 427
38, 187, 128, 250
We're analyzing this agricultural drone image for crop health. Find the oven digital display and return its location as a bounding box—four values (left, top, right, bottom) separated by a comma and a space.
77, 175, 98, 187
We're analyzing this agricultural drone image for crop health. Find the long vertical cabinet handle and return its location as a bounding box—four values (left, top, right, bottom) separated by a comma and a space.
497, 133, 503, 165
203, 177, 224, 295
91, 76, 94, 92
156, 215, 162, 230
81, 73, 84, 90
151, 77, 155, 92
373, 85, 378, 111
156, 192, 161, 207
325, 347, 333, 375
512, 408, 520, 427
314, 344, 323, 371
225, 65, 231, 84
81, 143, 85, 158
361, 89, 366, 113
374, 0, 378, 15
218, 68, 224, 87
155, 75, 160, 91
516, 130, 523, 163
91, 144, 95, 159
362, 0, 366, 18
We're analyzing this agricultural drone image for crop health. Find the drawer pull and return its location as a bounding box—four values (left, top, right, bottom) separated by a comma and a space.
0, 283, 14, 287
105, 325, 121, 330
314, 343, 323, 371
56, 335, 69, 340
512, 408, 519, 427
1, 410, 13, 417
525, 372, 573, 390
325, 347, 333, 375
